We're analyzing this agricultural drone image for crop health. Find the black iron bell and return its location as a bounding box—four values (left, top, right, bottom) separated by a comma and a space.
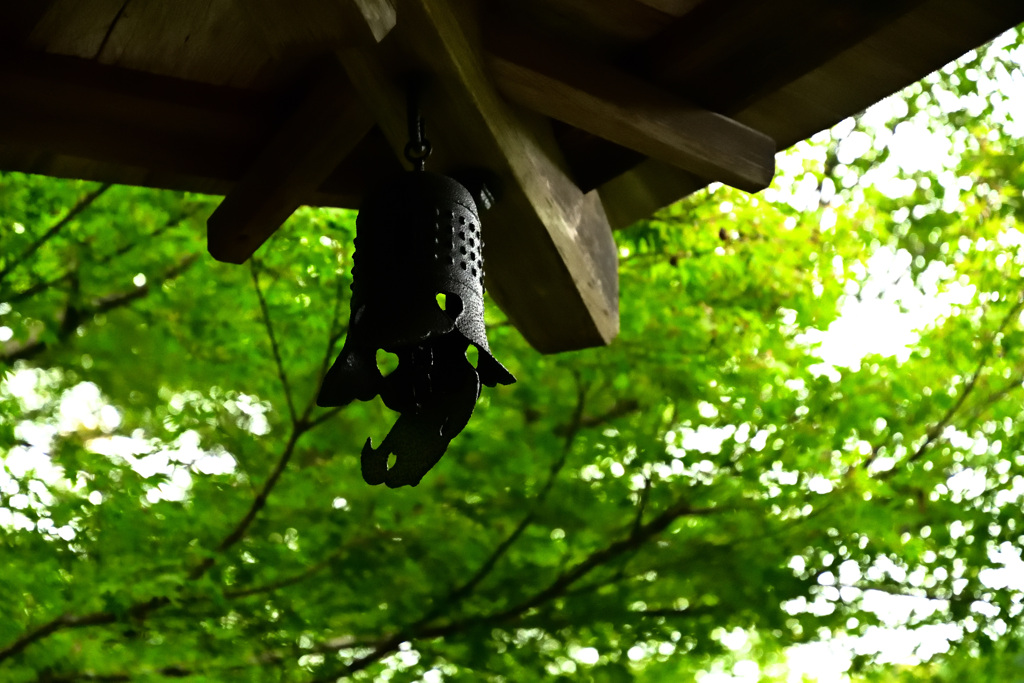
317, 163, 515, 488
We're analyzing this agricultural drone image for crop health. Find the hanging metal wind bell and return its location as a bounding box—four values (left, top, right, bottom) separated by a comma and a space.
317, 85, 515, 488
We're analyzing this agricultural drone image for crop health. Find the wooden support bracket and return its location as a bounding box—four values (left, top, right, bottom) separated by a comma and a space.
338, 0, 619, 352
206, 62, 374, 263
599, 159, 706, 230
206, 0, 395, 263
486, 27, 775, 194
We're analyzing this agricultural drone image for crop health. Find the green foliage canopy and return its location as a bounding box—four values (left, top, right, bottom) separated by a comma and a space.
2, 27, 1024, 683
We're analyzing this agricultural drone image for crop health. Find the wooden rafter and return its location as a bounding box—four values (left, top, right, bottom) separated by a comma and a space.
597, 0, 1024, 229
0, 48, 398, 205
0, 48, 274, 183
205, 0, 396, 262
336, 0, 619, 352
486, 25, 775, 193
206, 62, 374, 263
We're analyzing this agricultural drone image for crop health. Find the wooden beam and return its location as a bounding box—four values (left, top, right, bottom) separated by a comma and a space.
0, 49, 274, 178
338, 0, 619, 352
203, 0, 395, 261
207, 61, 374, 263
632, 0, 705, 16
486, 28, 775, 193
588, 0, 922, 226
552, 123, 646, 193
0, 49, 387, 208
599, 0, 1024, 228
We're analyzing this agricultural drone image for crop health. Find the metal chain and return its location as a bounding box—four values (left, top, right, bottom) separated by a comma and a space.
404, 79, 432, 171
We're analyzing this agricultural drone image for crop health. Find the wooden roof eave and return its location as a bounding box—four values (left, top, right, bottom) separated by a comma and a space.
600, 0, 1024, 228
2, 0, 1023, 352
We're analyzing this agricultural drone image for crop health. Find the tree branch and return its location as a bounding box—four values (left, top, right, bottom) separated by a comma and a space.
4, 207, 201, 306
312, 499, 726, 681
2, 256, 198, 363
0, 183, 112, 286
1, 408, 308, 660
901, 294, 1024, 469
35, 664, 192, 682
553, 398, 641, 436
862, 292, 1024, 474
392, 376, 594, 636
189, 424, 307, 579
482, 500, 722, 623
0, 598, 165, 665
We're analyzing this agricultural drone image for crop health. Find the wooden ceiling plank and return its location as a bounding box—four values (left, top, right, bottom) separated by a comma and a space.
637, 0, 769, 89
338, 0, 619, 351
235, 0, 396, 61
715, 1, 929, 114
24, 0, 126, 59
486, 29, 775, 193
206, 61, 374, 264
85, 0, 268, 88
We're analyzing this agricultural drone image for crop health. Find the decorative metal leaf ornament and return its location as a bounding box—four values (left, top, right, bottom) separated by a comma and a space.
317, 92, 515, 488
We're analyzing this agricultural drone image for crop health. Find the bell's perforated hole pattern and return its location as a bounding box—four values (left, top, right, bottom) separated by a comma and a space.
433, 208, 485, 290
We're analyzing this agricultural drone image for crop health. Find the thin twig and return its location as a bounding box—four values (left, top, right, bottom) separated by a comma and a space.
225, 538, 369, 600
863, 292, 1024, 474
214, 427, 305, 556
4, 273, 73, 305
482, 500, 721, 623
303, 271, 350, 422
308, 405, 345, 429
632, 475, 653, 537
553, 399, 641, 436
417, 512, 535, 626
316, 273, 349, 386
250, 261, 298, 426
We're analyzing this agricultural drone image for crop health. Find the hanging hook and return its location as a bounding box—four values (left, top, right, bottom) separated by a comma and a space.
404, 77, 432, 171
